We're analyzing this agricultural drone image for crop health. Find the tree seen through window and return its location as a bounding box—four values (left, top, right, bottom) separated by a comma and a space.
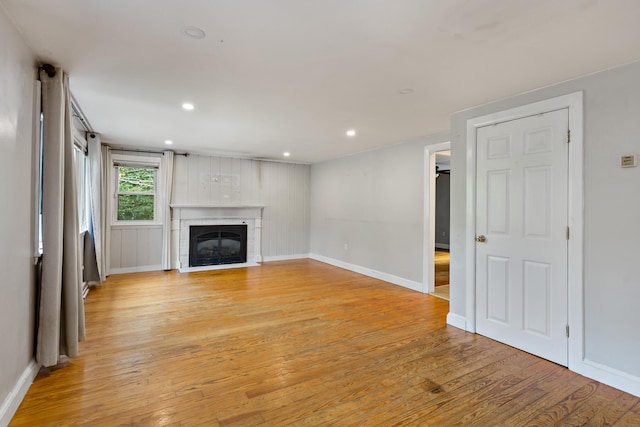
116, 166, 155, 221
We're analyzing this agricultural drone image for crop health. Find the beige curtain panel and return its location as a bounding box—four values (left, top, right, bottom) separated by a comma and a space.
86, 133, 108, 282
161, 150, 174, 270
37, 67, 86, 367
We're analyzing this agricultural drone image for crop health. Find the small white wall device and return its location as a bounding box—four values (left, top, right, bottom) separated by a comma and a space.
620, 154, 637, 168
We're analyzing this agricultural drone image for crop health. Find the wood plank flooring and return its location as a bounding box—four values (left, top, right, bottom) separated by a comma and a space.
434, 249, 449, 288
11, 259, 640, 426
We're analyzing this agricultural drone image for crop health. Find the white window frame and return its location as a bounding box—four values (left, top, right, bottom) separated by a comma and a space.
33, 81, 43, 258
73, 128, 89, 233
110, 154, 161, 225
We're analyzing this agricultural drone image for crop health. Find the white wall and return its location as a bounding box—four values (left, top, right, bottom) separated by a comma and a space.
258, 160, 310, 258
172, 154, 310, 260
450, 60, 640, 383
110, 225, 162, 272
0, 6, 38, 423
310, 134, 449, 287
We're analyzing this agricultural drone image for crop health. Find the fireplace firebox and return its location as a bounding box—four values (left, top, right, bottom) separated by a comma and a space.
189, 225, 247, 267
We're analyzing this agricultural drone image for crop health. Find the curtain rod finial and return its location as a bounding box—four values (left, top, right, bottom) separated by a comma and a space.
40, 64, 56, 78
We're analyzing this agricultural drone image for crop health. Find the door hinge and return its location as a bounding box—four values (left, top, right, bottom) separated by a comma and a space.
566, 227, 570, 240
566, 129, 571, 143
566, 325, 570, 338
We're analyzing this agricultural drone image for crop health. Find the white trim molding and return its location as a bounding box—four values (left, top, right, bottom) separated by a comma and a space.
0, 359, 39, 426
446, 313, 467, 330
109, 265, 163, 275
310, 253, 422, 293
575, 359, 640, 397
262, 254, 310, 262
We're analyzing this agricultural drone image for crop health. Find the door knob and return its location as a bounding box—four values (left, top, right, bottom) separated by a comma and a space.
476, 235, 487, 243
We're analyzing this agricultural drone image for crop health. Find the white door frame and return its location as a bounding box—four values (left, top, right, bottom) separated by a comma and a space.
423, 141, 451, 293
465, 92, 584, 370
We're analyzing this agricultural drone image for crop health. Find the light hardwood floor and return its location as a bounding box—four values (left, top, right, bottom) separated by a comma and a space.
433, 250, 450, 300
434, 249, 450, 288
11, 259, 640, 426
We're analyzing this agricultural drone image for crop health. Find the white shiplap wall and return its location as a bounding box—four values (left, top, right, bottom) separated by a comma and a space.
109, 153, 311, 274
172, 155, 261, 205
172, 155, 310, 259
110, 226, 163, 273
258, 160, 310, 258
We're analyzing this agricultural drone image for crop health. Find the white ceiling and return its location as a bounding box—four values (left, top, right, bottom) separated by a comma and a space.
3, 0, 640, 164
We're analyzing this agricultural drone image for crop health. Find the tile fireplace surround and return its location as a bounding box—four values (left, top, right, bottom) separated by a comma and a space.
170, 204, 264, 272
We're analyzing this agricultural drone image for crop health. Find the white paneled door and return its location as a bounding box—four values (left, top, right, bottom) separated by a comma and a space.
475, 109, 569, 366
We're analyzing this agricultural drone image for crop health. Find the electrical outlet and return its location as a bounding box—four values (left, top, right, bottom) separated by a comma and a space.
344, 243, 348, 250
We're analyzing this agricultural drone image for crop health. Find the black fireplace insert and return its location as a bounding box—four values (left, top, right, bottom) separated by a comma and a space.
189, 224, 247, 267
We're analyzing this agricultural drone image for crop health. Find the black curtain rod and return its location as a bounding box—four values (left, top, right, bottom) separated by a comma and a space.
71, 103, 92, 133
111, 146, 188, 157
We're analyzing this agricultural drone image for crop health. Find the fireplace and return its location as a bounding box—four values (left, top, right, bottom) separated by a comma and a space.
171, 204, 263, 272
189, 224, 247, 267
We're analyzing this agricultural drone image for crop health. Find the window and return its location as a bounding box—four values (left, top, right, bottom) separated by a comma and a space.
111, 154, 161, 224
72, 128, 90, 233
36, 111, 44, 255
73, 144, 90, 232
115, 164, 157, 221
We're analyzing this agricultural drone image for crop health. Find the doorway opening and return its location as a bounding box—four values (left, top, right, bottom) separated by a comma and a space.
432, 151, 451, 299
423, 142, 451, 297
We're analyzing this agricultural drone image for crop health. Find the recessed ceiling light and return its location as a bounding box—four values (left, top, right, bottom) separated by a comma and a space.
182, 103, 195, 111
346, 129, 356, 137
183, 26, 206, 39
165, 140, 173, 145
283, 152, 290, 157
398, 88, 415, 95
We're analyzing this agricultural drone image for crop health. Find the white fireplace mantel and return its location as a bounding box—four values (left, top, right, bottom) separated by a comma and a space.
170, 204, 265, 272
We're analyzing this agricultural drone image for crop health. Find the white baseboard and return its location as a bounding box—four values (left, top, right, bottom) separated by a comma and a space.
573, 358, 640, 398
262, 254, 310, 262
442, 315, 640, 397
309, 253, 423, 293
435, 243, 450, 250
446, 313, 467, 331
0, 359, 39, 427
442, 314, 640, 397
109, 265, 162, 275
